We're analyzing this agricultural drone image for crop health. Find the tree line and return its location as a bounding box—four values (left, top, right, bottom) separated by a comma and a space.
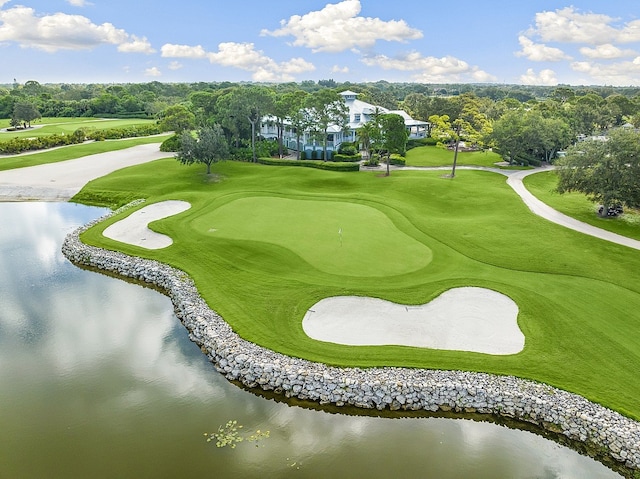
4, 79, 640, 216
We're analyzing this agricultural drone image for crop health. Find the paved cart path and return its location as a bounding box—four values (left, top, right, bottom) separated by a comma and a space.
0, 143, 168, 201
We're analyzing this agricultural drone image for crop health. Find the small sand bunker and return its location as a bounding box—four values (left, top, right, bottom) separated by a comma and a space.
302, 287, 524, 355
103, 200, 191, 249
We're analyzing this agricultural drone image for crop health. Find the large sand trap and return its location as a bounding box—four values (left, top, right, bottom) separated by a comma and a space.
302, 287, 524, 355
103, 200, 191, 249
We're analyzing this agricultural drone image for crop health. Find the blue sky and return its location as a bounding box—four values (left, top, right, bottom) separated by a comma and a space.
1, 0, 640, 86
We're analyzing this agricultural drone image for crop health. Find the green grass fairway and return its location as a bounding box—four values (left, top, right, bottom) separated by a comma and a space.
0, 117, 156, 142
405, 145, 509, 168
75, 161, 640, 420
192, 196, 432, 276
524, 171, 640, 241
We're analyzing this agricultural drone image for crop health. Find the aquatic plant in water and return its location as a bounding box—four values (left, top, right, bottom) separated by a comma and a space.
204, 420, 270, 449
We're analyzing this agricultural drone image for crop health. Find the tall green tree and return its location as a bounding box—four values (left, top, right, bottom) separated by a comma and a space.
305, 90, 349, 160
176, 125, 229, 175
491, 110, 528, 165
158, 104, 196, 133
273, 90, 307, 158
216, 87, 274, 162
12, 101, 41, 128
356, 121, 378, 162
492, 110, 571, 165
555, 129, 640, 216
379, 113, 408, 176
567, 93, 610, 135
244, 87, 275, 162
280, 90, 309, 160
431, 95, 491, 177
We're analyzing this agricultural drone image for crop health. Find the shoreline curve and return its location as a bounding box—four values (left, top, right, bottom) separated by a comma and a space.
61, 201, 640, 475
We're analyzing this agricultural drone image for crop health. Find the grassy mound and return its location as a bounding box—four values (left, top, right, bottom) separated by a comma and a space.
405, 145, 505, 168
75, 160, 640, 420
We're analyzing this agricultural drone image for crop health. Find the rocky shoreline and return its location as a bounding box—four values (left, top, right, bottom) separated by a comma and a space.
62, 203, 640, 475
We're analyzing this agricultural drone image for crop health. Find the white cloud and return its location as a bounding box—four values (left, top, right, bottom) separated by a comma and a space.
579, 44, 636, 60
162, 41, 315, 82
66, 0, 92, 6
0, 5, 149, 53
118, 35, 155, 54
261, 0, 422, 53
570, 59, 640, 86
530, 7, 640, 45
160, 43, 207, 59
520, 68, 558, 86
361, 51, 496, 83
208, 41, 273, 69
332, 65, 349, 74
144, 67, 161, 77
515, 36, 570, 62
168, 61, 183, 71
208, 42, 315, 82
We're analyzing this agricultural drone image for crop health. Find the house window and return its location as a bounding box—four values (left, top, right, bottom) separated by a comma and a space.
354, 113, 361, 122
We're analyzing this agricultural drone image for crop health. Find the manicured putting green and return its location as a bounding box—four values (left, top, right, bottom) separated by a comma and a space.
192, 196, 432, 277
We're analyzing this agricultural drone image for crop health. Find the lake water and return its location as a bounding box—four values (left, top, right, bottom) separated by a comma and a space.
0, 202, 623, 478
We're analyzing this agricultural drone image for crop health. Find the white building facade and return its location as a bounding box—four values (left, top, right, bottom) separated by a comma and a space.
260, 90, 428, 158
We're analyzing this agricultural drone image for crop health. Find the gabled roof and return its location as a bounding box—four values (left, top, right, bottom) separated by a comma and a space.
388, 110, 429, 127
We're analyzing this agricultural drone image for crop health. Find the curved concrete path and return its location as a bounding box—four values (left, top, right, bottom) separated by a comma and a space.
505, 168, 640, 251
0, 143, 169, 201
375, 163, 640, 251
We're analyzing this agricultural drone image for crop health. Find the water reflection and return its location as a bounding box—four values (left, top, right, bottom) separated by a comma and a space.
0, 202, 623, 478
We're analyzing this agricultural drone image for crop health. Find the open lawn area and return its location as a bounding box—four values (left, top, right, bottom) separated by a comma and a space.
405, 145, 518, 168
75, 161, 640, 420
0, 135, 171, 172
0, 117, 156, 141
524, 171, 640, 241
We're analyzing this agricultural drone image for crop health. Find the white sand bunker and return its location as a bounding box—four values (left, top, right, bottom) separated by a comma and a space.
303, 287, 524, 355
103, 200, 191, 249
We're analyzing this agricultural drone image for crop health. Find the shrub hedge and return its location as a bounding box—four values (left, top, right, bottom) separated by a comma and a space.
0, 124, 165, 154
407, 137, 437, 150
257, 157, 360, 171
332, 153, 362, 162
388, 154, 406, 166
160, 134, 182, 152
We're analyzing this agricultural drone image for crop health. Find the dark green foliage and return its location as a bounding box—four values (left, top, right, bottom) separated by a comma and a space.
379, 113, 409, 155
407, 137, 437, 149
160, 133, 182, 152
85, 124, 162, 140
337, 141, 358, 156
388, 154, 406, 165
229, 139, 279, 161
12, 101, 41, 127
332, 153, 361, 162
158, 104, 196, 133
362, 157, 380, 167
176, 124, 229, 174
556, 128, 640, 213
0, 123, 163, 154
0, 133, 75, 154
